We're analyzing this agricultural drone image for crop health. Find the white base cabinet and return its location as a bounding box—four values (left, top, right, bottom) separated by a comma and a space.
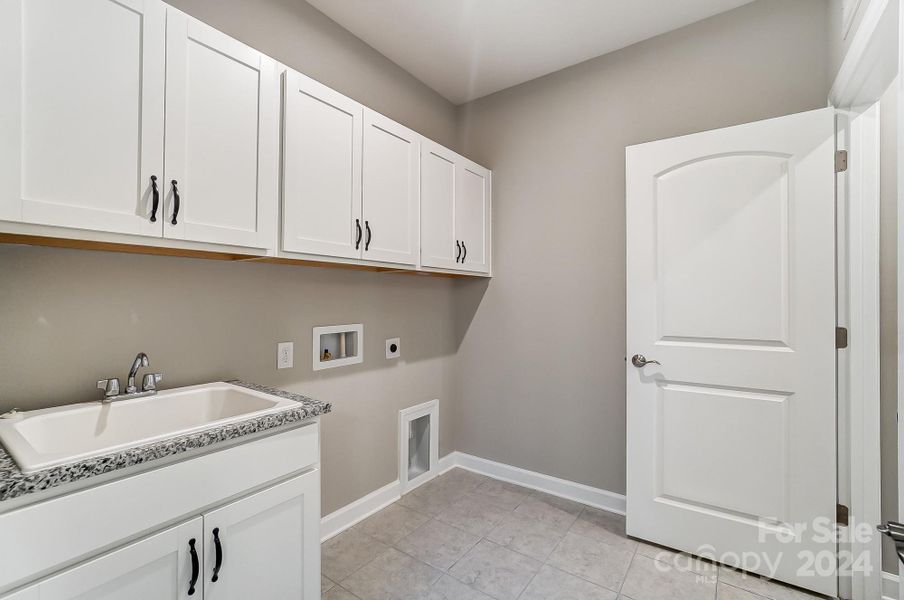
0, 425, 321, 599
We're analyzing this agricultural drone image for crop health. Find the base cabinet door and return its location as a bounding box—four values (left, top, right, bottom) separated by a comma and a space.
0, 0, 166, 236
163, 10, 278, 250
3, 518, 202, 600
282, 70, 363, 260
202, 470, 320, 600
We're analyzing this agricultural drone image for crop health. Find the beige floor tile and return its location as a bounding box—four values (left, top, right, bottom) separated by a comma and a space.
570, 508, 638, 552
323, 574, 336, 593
620, 554, 716, 600
485, 511, 567, 561
415, 574, 497, 600
546, 532, 634, 591
471, 479, 532, 511
396, 519, 481, 570
355, 501, 431, 545
717, 567, 827, 600
448, 539, 542, 600
520, 564, 618, 600
323, 585, 360, 600
436, 494, 512, 537
400, 479, 470, 517
322, 529, 390, 582
634, 540, 717, 577
718, 583, 767, 600
513, 494, 582, 530
341, 547, 442, 600
438, 469, 492, 492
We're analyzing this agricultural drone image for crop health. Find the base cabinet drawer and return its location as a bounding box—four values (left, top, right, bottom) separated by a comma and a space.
1, 470, 320, 599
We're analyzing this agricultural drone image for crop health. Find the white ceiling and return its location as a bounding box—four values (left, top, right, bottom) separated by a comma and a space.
306, 0, 756, 104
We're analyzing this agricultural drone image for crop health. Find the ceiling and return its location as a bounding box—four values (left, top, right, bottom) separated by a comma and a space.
305, 0, 756, 104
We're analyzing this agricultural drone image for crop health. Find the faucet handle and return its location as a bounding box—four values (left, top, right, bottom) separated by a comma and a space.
97, 378, 121, 399
142, 373, 163, 392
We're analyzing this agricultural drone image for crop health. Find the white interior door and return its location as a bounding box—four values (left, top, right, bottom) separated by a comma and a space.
455, 161, 491, 273
0, 0, 165, 236
6, 518, 202, 600
420, 140, 458, 269
203, 471, 320, 600
282, 70, 363, 259
163, 10, 278, 250
361, 109, 420, 266
626, 107, 837, 595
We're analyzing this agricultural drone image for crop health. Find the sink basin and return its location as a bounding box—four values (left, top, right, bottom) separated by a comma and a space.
0, 382, 298, 474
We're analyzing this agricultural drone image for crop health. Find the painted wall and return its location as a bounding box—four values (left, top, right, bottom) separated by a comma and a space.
454, 0, 831, 496
0, 0, 462, 516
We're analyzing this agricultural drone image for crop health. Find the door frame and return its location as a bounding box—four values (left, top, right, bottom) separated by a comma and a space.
829, 0, 898, 598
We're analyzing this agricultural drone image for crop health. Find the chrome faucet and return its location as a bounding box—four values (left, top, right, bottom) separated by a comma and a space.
126, 352, 149, 393
96, 352, 163, 402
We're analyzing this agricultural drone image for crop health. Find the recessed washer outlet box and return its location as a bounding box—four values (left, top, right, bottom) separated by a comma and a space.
313, 324, 363, 371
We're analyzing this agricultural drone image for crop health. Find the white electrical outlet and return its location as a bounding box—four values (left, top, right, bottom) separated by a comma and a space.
386, 337, 401, 359
277, 341, 294, 369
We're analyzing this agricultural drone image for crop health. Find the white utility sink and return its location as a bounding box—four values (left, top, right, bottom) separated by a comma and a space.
0, 382, 298, 474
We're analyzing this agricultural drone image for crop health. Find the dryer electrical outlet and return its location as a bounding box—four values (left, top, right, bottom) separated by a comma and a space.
386, 338, 401, 359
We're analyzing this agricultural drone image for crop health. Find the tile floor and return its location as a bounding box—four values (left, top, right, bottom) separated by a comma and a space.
321, 468, 828, 600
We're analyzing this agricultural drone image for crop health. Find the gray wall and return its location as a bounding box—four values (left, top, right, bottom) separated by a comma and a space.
0, 0, 462, 516
453, 0, 831, 496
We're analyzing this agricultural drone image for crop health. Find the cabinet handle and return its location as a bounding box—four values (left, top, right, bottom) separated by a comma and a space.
461, 241, 467, 263
355, 219, 362, 250
455, 240, 461, 263
188, 538, 199, 596
171, 180, 181, 226
150, 176, 159, 223
365, 220, 372, 251
211, 527, 223, 582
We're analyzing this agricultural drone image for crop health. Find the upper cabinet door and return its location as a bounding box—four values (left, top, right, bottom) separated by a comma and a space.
361, 110, 420, 266
0, 0, 165, 236
282, 70, 363, 259
203, 471, 320, 600
7, 518, 203, 600
163, 10, 278, 250
455, 161, 491, 274
420, 140, 458, 270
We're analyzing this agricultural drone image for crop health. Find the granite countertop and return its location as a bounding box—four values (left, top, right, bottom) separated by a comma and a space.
0, 380, 331, 502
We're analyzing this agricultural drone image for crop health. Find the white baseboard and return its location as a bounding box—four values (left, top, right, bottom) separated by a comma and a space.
447, 451, 626, 515
320, 479, 400, 542
883, 570, 898, 600
320, 451, 627, 543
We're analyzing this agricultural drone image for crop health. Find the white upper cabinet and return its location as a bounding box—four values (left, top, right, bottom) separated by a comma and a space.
0, 0, 166, 236
163, 11, 278, 250
455, 160, 491, 273
421, 141, 491, 274
361, 110, 420, 266
282, 70, 363, 259
420, 141, 458, 270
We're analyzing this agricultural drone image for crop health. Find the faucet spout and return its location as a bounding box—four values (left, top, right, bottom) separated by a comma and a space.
126, 352, 149, 393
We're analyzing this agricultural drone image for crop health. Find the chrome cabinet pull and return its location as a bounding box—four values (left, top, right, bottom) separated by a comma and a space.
631, 354, 661, 368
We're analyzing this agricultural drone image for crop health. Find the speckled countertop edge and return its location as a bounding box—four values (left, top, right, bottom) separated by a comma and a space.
0, 380, 331, 502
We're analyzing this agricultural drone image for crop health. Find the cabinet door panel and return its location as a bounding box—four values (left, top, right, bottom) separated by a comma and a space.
283, 71, 363, 259
455, 162, 490, 273
0, 0, 165, 235
204, 470, 320, 600
362, 110, 419, 266
420, 141, 458, 269
5, 519, 202, 600
164, 10, 278, 250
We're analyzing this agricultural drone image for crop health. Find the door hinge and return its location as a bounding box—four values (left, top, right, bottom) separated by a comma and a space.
837, 503, 850, 526
835, 150, 848, 173
836, 326, 848, 349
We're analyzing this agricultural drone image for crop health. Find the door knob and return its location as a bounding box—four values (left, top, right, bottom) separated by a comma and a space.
631, 354, 660, 368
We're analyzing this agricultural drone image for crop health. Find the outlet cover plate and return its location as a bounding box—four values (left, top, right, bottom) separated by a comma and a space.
386, 337, 401, 359
277, 341, 294, 369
